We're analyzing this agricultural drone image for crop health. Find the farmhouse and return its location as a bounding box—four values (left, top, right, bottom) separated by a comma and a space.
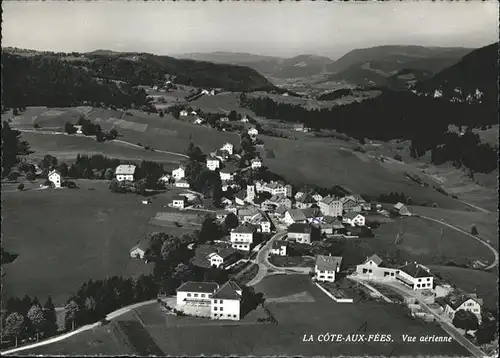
251, 158, 262, 169
396, 262, 434, 291
296, 193, 317, 209
315, 255, 343, 283
287, 223, 313, 244
319, 196, 343, 218
284, 209, 307, 225
211, 280, 243, 321
175, 179, 190, 188
176, 282, 219, 306
115, 164, 136, 182
393, 202, 412, 216
172, 195, 188, 209
48, 169, 62, 188
355, 254, 398, 280
206, 248, 239, 269
221, 142, 234, 155
230, 224, 257, 251
234, 191, 247, 206
438, 292, 483, 323
312, 193, 323, 202
129, 239, 149, 259
295, 191, 305, 200
270, 240, 289, 256
340, 196, 362, 213
248, 127, 259, 136
207, 158, 221, 171
172, 166, 186, 180
342, 212, 366, 227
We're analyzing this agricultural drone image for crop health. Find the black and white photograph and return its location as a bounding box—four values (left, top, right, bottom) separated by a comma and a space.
1, 1, 498, 356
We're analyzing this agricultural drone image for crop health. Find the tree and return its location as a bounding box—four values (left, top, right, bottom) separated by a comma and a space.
64, 122, 77, 134
64, 300, 80, 331
212, 169, 223, 207
27, 304, 46, 341
160, 236, 182, 262
476, 320, 497, 345
159, 111, 164, 117
42, 296, 58, 336
1, 121, 30, 177
17, 183, 25, 191
471, 225, 479, 236
199, 215, 222, 243
41, 154, 58, 170
3, 312, 26, 347
104, 168, 115, 180
224, 212, 239, 230
452, 309, 479, 335
109, 128, 118, 139
26, 171, 36, 181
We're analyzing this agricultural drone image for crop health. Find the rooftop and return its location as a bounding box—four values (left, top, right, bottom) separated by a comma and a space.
272, 240, 289, 249
286, 209, 307, 222
207, 247, 238, 260
316, 255, 343, 272
176, 281, 219, 294
343, 212, 364, 220
232, 224, 257, 234
364, 254, 383, 266
443, 292, 484, 310
172, 195, 186, 201
115, 164, 136, 175
394, 202, 406, 210
321, 195, 339, 205
211, 280, 242, 300
288, 223, 313, 234
302, 207, 322, 219
398, 262, 433, 278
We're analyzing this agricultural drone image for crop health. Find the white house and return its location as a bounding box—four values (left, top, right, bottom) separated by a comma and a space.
220, 165, 237, 181
240, 116, 249, 123
356, 254, 397, 280
270, 240, 288, 256
220, 117, 229, 122
211, 281, 242, 321
194, 117, 204, 125
172, 195, 188, 209
342, 212, 366, 227
251, 158, 262, 169
248, 128, 259, 137
319, 196, 343, 217
159, 174, 171, 183
230, 225, 257, 251
180, 110, 189, 117
115, 164, 136, 182
206, 248, 239, 269
190, 111, 198, 116
221, 142, 234, 155
315, 255, 343, 283
287, 223, 313, 244
396, 262, 434, 291
175, 179, 190, 188
74, 125, 83, 134
176, 281, 219, 306
393, 202, 411, 216
172, 166, 186, 180
129, 239, 149, 259
207, 158, 220, 171
257, 181, 292, 198
439, 293, 483, 323
284, 209, 307, 226
48, 169, 62, 188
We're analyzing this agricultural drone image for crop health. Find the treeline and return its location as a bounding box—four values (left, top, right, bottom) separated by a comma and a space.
2, 53, 149, 109
1, 121, 31, 177
65, 116, 118, 142
242, 92, 497, 173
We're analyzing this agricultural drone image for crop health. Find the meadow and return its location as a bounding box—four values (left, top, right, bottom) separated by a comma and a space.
1, 182, 159, 306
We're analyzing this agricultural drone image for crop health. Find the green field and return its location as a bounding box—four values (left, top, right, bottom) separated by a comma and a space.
1, 181, 161, 306
427, 265, 498, 311
365, 216, 495, 266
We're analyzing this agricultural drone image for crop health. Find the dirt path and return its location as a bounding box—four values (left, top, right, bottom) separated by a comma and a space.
415, 215, 499, 270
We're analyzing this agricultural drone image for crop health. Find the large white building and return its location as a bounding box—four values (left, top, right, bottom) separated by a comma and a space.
319, 195, 343, 217
230, 224, 257, 251
221, 142, 234, 155
172, 166, 186, 180
211, 281, 243, 321
251, 158, 262, 169
255, 181, 292, 198
176, 282, 219, 306
439, 293, 483, 324
115, 164, 136, 182
342, 212, 366, 227
315, 255, 343, 283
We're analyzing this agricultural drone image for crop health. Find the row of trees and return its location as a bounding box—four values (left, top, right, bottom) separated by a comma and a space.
65, 116, 119, 142
1, 121, 31, 177
3, 296, 58, 347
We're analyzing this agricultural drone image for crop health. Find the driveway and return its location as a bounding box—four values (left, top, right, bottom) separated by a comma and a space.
365, 279, 487, 358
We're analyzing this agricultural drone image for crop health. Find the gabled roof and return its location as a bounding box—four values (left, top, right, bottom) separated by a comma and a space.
48, 169, 61, 177
297, 193, 316, 204
398, 262, 433, 278
340, 196, 357, 204
115, 164, 136, 175
176, 179, 189, 184
232, 224, 257, 234
172, 195, 187, 201
238, 206, 259, 217
221, 164, 238, 174
286, 209, 307, 222
211, 280, 242, 300
207, 157, 220, 163
173, 165, 186, 171
207, 247, 238, 260
268, 194, 288, 203
302, 207, 322, 219
288, 223, 312, 234
444, 293, 483, 310
364, 254, 383, 266
251, 158, 262, 163
316, 255, 343, 271
130, 238, 149, 252
394, 202, 406, 210
343, 212, 364, 220
321, 195, 339, 205
323, 215, 340, 224
176, 281, 219, 293
276, 205, 287, 215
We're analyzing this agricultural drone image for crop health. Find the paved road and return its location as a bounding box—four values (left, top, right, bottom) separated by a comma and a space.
414, 215, 498, 270
247, 231, 287, 286
0, 300, 158, 356
370, 280, 488, 358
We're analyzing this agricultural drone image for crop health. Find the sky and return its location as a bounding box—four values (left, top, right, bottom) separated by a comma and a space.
2, 1, 498, 59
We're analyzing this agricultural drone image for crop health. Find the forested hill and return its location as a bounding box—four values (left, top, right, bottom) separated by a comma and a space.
1, 49, 276, 108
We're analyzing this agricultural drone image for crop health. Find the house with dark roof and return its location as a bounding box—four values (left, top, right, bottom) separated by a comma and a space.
393, 202, 411, 216
211, 280, 243, 321
230, 224, 257, 251
284, 209, 307, 225
270, 240, 289, 256
355, 254, 399, 280
342, 212, 366, 227
315, 254, 343, 282
396, 262, 434, 291
295, 193, 317, 209
176, 281, 219, 306
287, 223, 314, 244
437, 292, 483, 323
302, 207, 323, 224
206, 247, 240, 269
172, 195, 188, 209
129, 239, 150, 259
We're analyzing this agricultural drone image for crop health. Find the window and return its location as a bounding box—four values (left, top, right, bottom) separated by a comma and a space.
391, 272, 395, 276
187, 293, 191, 297
220, 307, 223, 311
427, 278, 430, 281
214, 307, 217, 311
194, 293, 198, 297
417, 284, 420, 288
201, 294, 205, 298
362, 269, 367, 274
368, 269, 372, 273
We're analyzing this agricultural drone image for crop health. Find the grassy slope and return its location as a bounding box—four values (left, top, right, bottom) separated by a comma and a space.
1, 182, 158, 306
